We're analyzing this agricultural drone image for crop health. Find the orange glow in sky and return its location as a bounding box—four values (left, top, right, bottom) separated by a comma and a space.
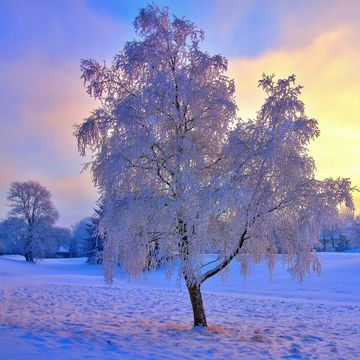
229, 27, 360, 212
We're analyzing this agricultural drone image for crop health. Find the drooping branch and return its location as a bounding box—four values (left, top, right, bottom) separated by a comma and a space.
200, 229, 249, 284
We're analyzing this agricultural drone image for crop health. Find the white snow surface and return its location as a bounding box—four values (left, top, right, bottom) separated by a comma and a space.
0, 253, 359, 359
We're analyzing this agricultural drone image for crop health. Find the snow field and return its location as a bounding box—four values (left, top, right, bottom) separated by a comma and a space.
0, 254, 359, 359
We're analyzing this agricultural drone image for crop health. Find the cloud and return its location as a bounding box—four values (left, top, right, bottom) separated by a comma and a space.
272, 0, 360, 50
191, 0, 360, 57
228, 25, 360, 212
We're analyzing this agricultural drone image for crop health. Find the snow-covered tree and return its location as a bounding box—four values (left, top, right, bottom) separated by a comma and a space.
53, 226, 72, 249
0, 217, 26, 255
349, 215, 360, 248
51, 226, 72, 256
6, 180, 59, 262
75, 5, 354, 327
71, 217, 92, 257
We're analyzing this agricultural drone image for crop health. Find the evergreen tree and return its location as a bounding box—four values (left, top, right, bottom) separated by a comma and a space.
86, 205, 104, 264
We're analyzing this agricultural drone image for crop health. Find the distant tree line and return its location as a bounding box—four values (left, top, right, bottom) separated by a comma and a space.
318, 212, 360, 252
0, 181, 359, 265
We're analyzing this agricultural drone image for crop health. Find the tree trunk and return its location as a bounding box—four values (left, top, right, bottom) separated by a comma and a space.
24, 235, 34, 262
24, 251, 34, 262
187, 283, 207, 327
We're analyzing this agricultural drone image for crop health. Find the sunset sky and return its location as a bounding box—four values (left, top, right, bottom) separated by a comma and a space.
0, 0, 359, 227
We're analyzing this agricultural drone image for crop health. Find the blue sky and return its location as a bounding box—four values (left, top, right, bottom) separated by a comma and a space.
1, 0, 359, 226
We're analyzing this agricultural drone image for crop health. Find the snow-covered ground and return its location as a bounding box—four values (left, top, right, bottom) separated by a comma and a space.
0, 253, 359, 359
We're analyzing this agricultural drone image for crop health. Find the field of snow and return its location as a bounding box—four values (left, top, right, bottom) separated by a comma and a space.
0, 253, 359, 359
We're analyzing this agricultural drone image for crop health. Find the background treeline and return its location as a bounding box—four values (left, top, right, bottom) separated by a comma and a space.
0, 216, 96, 259
1, 206, 360, 261
0, 180, 359, 263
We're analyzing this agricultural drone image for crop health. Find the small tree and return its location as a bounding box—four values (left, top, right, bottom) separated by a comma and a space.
72, 217, 92, 257
350, 215, 360, 248
6, 181, 59, 262
86, 205, 105, 264
75, 5, 354, 327
53, 226, 72, 249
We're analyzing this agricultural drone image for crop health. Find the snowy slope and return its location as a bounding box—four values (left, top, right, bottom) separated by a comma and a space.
0, 253, 359, 359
